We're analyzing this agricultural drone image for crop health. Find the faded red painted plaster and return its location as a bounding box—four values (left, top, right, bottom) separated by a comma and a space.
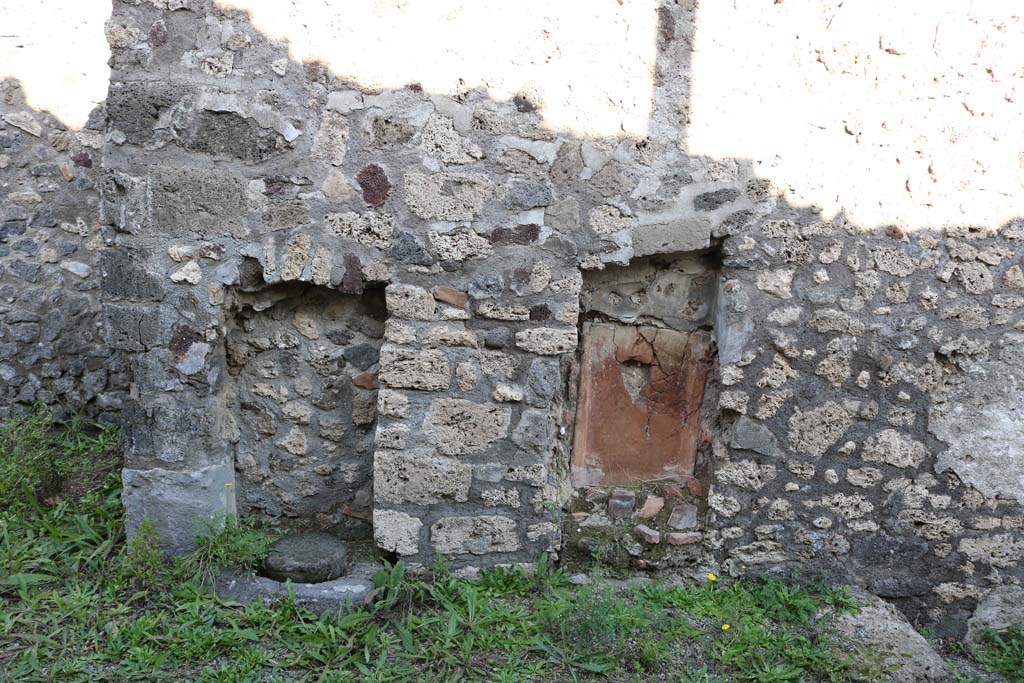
571, 323, 710, 487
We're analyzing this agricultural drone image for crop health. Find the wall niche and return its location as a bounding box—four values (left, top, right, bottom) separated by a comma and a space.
562, 251, 719, 570
224, 282, 386, 539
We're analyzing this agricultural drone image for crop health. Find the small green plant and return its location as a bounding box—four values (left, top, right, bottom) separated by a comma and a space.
119, 517, 165, 591
673, 666, 726, 683
0, 405, 118, 509
973, 626, 1024, 682
175, 515, 273, 584
369, 560, 422, 611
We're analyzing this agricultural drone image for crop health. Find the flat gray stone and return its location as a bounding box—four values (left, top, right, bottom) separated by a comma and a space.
966, 585, 1024, 646
730, 416, 782, 457
262, 532, 349, 583
667, 503, 698, 530
216, 560, 378, 615
930, 343, 1024, 505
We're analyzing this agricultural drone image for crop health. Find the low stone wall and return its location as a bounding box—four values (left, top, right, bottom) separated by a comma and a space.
1, 0, 1019, 637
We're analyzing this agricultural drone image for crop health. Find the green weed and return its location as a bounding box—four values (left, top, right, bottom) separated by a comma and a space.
174, 515, 273, 584
0, 405, 118, 509
973, 626, 1024, 682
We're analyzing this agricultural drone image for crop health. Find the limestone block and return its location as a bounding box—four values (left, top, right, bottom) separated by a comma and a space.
431, 516, 519, 555
327, 211, 395, 249
122, 461, 236, 554
149, 166, 246, 238
428, 230, 493, 261
385, 284, 436, 320
378, 346, 450, 391
755, 269, 794, 299
715, 460, 777, 491
423, 399, 511, 455
788, 402, 854, 457
515, 328, 577, 355
377, 389, 410, 417
404, 173, 492, 221
829, 590, 947, 681
966, 586, 1024, 645
861, 430, 928, 469
419, 114, 482, 163
311, 111, 349, 166
930, 346, 1024, 504
374, 450, 471, 505
373, 509, 423, 556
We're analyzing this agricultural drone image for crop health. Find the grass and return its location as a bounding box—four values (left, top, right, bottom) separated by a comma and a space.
1, 410, 1022, 682
967, 627, 1024, 683
0, 405, 119, 509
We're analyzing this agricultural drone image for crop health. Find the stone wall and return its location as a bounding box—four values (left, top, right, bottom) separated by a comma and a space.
10, 0, 1011, 635
225, 283, 385, 538
0, 78, 126, 420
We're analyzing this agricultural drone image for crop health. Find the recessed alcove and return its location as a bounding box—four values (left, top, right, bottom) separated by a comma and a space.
223, 282, 386, 540
562, 250, 720, 569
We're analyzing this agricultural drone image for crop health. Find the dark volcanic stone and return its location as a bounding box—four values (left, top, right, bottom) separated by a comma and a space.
483, 327, 512, 349
392, 232, 434, 266
693, 188, 739, 211
356, 164, 391, 206
262, 532, 350, 583
504, 180, 553, 210
343, 343, 380, 370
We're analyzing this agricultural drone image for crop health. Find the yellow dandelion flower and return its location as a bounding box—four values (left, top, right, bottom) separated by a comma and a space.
225, 482, 233, 487
707, 572, 718, 581
721, 623, 730, 631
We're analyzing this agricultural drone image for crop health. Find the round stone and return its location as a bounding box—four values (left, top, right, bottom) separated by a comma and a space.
262, 532, 350, 583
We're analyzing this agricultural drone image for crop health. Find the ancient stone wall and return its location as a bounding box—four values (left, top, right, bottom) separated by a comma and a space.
0, 78, 127, 420
225, 283, 385, 538
18, 0, 1014, 635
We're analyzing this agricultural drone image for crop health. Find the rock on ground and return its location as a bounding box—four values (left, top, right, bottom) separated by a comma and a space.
966, 585, 1024, 646
262, 532, 349, 583
827, 588, 949, 682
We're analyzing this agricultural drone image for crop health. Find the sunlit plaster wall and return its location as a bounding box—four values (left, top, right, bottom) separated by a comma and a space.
216, 0, 658, 139
0, 1, 111, 128
689, 1, 1024, 232
4, 1, 1021, 231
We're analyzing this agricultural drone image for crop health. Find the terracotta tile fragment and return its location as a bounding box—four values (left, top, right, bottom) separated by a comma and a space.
352, 371, 379, 389
634, 524, 661, 544
431, 285, 469, 309
636, 495, 665, 518
666, 532, 703, 545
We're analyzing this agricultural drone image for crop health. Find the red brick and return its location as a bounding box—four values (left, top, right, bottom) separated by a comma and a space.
687, 477, 702, 497
352, 371, 379, 389
634, 524, 661, 544
636, 495, 665, 518
431, 286, 469, 309
661, 483, 684, 499
666, 532, 703, 546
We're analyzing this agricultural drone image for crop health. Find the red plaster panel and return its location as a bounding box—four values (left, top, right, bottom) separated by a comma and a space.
571, 323, 711, 487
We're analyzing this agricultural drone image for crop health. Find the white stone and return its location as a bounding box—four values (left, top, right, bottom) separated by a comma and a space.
373, 509, 422, 556
170, 260, 202, 284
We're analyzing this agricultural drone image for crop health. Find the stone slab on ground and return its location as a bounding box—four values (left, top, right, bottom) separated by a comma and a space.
262, 531, 350, 583
215, 560, 378, 615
